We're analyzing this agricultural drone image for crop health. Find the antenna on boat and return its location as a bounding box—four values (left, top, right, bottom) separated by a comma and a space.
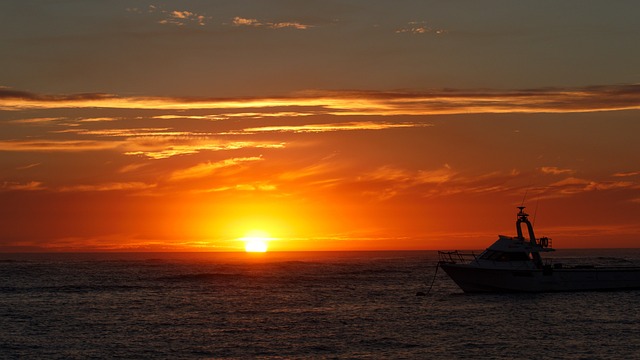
532, 198, 540, 226
520, 190, 528, 207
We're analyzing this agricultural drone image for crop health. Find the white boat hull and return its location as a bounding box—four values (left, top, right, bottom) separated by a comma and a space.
440, 263, 640, 293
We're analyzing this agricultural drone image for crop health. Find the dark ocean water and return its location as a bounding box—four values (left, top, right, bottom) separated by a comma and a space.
2, 250, 640, 359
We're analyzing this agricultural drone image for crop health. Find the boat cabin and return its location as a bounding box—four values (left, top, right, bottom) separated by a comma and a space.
474, 207, 554, 269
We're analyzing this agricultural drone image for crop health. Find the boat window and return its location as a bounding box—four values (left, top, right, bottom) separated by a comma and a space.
481, 251, 530, 261
507, 252, 530, 261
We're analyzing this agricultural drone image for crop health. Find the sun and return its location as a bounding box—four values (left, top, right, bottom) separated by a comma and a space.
241, 230, 270, 252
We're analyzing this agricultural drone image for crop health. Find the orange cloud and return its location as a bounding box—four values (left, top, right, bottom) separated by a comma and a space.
3, 85, 640, 114
203, 183, 277, 193
141, 5, 208, 26
77, 117, 119, 123
16, 163, 42, 170
237, 121, 431, 133
232, 17, 311, 30
153, 111, 315, 121
361, 164, 456, 185
60, 128, 213, 137
396, 21, 446, 35
58, 182, 156, 192
0, 136, 284, 159
1, 181, 45, 191
539, 166, 575, 175
270, 21, 310, 30
357, 165, 459, 200
124, 139, 285, 159
232, 17, 261, 26
168, 157, 263, 181
9, 117, 65, 124
547, 177, 637, 196
0, 139, 118, 152
613, 170, 640, 177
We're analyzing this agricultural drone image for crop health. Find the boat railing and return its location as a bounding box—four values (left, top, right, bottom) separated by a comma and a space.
438, 250, 478, 264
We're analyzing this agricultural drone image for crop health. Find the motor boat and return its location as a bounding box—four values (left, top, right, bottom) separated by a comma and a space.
438, 207, 640, 292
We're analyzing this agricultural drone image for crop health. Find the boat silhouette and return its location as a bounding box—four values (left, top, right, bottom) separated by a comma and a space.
439, 207, 640, 292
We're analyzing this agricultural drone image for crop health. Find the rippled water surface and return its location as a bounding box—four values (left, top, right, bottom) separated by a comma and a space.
2, 250, 640, 359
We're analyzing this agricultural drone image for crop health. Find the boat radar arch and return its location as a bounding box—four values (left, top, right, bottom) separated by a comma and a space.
516, 206, 536, 245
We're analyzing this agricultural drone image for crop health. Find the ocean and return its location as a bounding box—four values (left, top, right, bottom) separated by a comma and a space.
2, 250, 640, 359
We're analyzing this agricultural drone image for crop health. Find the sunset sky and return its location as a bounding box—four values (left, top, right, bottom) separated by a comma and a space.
1, 1, 640, 251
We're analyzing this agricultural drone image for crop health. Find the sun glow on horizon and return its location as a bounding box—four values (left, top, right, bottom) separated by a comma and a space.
241, 230, 271, 252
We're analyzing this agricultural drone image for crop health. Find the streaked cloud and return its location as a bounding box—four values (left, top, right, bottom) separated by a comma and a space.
232, 16, 311, 30
613, 170, 640, 177
153, 111, 315, 121
58, 182, 156, 192
0, 136, 285, 159
396, 21, 446, 35
1, 181, 45, 191
236, 121, 431, 134
16, 163, 42, 170
210, 111, 316, 120
130, 5, 208, 26
55, 128, 214, 137
3, 85, 640, 115
124, 140, 285, 159
353, 164, 638, 202
360, 164, 456, 185
77, 117, 119, 123
548, 177, 637, 195
169, 156, 263, 181
203, 183, 277, 193
357, 164, 459, 200
539, 166, 575, 175
117, 163, 148, 174
164, 11, 207, 26
0, 139, 119, 152
9, 117, 65, 124
278, 154, 343, 183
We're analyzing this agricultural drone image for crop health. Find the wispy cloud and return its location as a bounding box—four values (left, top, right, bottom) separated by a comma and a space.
232, 16, 311, 30
277, 154, 343, 183
360, 164, 456, 185
53, 128, 214, 137
547, 177, 637, 195
124, 139, 285, 159
129, 5, 208, 26
353, 164, 639, 202
153, 111, 315, 121
58, 182, 156, 192
0, 140, 119, 152
539, 166, 575, 175
236, 121, 431, 134
1, 181, 45, 191
162, 10, 207, 26
3, 85, 640, 115
0, 137, 285, 159
16, 163, 42, 170
396, 21, 446, 35
202, 183, 277, 193
9, 117, 65, 124
168, 157, 263, 181
357, 164, 459, 200
613, 170, 640, 177
77, 117, 119, 123
117, 163, 148, 174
